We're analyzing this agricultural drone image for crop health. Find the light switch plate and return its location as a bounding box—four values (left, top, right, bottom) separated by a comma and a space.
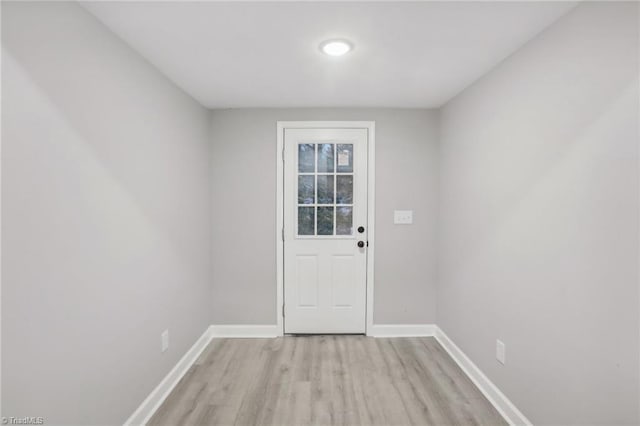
394, 210, 413, 224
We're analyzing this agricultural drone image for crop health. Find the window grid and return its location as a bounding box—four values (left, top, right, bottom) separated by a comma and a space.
297, 142, 354, 236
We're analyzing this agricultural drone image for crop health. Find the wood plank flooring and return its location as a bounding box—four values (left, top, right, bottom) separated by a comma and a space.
148, 336, 507, 426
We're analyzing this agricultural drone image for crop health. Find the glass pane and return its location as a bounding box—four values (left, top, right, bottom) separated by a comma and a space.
336, 207, 353, 235
298, 207, 315, 235
336, 144, 353, 173
317, 175, 334, 204
336, 175, 353, 204
298, 175, 315, 204
298, 144, 315, 173
317, 206, 334, 235
317, 144, 334, 173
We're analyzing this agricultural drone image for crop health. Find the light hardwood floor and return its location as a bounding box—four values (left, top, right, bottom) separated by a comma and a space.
148, 336, 507, 426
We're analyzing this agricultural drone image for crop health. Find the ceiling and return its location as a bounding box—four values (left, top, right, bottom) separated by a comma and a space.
82, 1, 576, 109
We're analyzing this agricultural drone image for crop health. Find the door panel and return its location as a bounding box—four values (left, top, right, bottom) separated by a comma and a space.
296, 255, 318, 307
331, 255, 356, 307
284, 128, 368, 334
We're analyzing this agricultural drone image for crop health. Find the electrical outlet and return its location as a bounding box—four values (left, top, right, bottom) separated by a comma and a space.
496, 339, 506, 365
161, 330, 169, 353
394, 210, 413, 224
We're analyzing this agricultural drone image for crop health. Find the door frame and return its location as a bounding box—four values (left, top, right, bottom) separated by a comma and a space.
276, 121, 375, 336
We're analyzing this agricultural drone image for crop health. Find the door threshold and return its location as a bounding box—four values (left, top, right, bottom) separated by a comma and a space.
284, 333, 366, 336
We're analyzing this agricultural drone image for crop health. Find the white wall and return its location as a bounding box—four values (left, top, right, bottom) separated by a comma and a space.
210, 109, 438, 325
438, 2, 639, 424
2, 2, 212, 424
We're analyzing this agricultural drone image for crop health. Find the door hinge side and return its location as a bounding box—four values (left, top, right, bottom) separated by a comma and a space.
282, 228, 284, 241
282, 305, 285, 317
282, 147, 285, 162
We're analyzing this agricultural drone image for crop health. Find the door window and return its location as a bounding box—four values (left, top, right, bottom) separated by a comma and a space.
297, 143, 354, 236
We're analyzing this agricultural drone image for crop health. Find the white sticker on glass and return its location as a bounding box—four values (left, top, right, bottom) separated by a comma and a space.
338, 150, 350, 167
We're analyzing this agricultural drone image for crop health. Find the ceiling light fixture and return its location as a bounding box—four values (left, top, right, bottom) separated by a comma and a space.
320, 39, 353, 57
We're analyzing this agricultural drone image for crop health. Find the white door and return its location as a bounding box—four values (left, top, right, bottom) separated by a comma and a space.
284, 128, 368, 334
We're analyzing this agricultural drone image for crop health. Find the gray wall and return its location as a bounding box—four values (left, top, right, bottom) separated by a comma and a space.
438, 2, 639, 424
210, 109, 438, 325
2, 2, 212, 424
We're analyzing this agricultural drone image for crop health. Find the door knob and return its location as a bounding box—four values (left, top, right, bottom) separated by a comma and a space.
357, 241, 365, 248
357, 226, 365, 233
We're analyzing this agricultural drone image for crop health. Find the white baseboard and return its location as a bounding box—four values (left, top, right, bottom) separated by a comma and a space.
434, 326, 532, 426
210, 324, 435, 338
367, 324, 435, 337
123, 326, 213, 426
210, 324, 280, 338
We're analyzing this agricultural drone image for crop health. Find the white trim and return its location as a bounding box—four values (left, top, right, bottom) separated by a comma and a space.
276, 123, 284, 336
368, 324, 435, 338
123, 326, 213, 426
276, 121, 376, 337
209, 325, 280, 338
365, 123, 375, 336
434, 326, 532, 426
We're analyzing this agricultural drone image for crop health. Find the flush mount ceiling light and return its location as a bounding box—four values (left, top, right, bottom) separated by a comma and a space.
320, 39, 353, 57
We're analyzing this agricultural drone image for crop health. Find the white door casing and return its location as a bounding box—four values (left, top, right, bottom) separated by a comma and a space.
283, 127, 369, 334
